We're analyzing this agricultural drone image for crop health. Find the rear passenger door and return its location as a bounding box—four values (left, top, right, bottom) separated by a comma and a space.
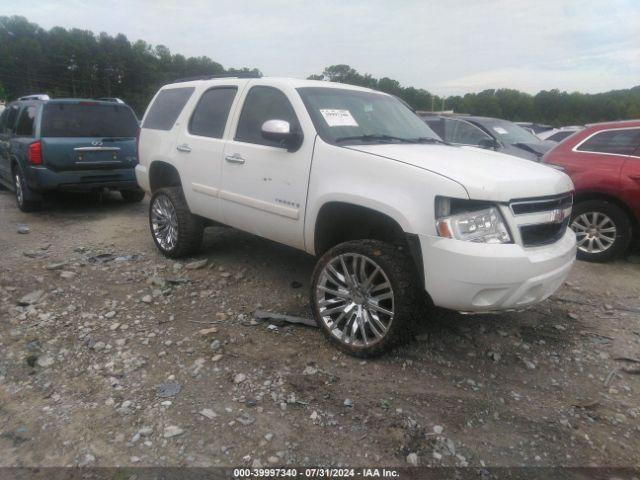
175, 84, 242, 221
620, 129, 640, 222
221, 83, 314, 250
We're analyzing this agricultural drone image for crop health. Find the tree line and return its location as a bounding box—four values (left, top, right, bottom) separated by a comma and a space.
308, 65, 640, 126
1, 16, 639, 125
0, 16, 260, 115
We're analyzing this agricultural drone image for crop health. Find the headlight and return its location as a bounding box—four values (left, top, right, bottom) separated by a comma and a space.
435, 197, 512, 244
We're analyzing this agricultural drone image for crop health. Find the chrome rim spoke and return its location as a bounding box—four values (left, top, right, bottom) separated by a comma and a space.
15, 174, 23, 205
571, 211, 617, 254
316, 253, 394, 348
151, 195, 178, 250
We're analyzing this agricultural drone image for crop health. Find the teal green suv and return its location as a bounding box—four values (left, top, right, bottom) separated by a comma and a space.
0, 96, 143, 211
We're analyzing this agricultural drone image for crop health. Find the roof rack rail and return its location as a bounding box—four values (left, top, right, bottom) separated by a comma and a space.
96, 97, 126, 104
173, 72, 262, 83
18, 94, 50, 101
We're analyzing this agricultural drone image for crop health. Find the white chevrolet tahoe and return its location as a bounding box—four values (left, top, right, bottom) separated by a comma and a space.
136, 74, 577, 357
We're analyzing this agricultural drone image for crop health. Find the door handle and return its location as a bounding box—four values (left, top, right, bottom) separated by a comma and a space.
225, 153, 245, 164
176, 144, 192, 153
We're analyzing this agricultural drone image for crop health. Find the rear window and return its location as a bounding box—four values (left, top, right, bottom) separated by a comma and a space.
41, 103, 139, 138
143, 87, 194, 131
577, 128, 640, 156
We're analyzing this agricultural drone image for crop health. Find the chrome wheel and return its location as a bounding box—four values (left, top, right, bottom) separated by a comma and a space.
571, 211, 616, 254
15, 173, 23, 206
316, 253, 394, 347
151, 194, 178, 251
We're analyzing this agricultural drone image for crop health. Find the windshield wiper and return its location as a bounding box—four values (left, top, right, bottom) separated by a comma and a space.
335, 134, 448, 145
335, 134, 415, 144
407, 137, 451, 145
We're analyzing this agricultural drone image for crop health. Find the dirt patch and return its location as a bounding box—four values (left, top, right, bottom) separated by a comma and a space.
0, 190, 639, 467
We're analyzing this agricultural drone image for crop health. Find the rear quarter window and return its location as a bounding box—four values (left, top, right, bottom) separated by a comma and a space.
577, 128, 640, 156
143, 87, 195, 131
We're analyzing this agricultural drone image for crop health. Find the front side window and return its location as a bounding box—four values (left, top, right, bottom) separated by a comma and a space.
297, 87, 439, 145
235, 86, 300, 147
444, 118, 492, 146
15, 106, 37, 137
576, 128, 640, 156
189, 87, 237, 139
143, 87, 195, 131
0, 109, 7, 133
41, 103, 139, 138
4, 104, 20, 134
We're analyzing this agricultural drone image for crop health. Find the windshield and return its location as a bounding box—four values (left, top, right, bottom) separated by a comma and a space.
477, 118, 541, 145
41, 103, 139, 138
297, 87, 441, 145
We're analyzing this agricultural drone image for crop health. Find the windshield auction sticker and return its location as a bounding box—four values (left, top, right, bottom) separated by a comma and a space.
319, 109, 359, 127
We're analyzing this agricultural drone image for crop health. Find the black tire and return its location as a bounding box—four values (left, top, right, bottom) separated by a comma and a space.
121, 189, 145, 203
310, 239, 420, 358
149, 187, 203, 258
571, 200, 631, 262
13, 166, 42, 212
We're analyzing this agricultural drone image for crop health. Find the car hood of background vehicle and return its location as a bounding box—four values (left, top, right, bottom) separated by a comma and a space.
512, 140, 555, 156
347, 143, 573, 202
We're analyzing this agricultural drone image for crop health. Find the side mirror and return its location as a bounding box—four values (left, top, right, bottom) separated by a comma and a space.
261, 119, 302, 152
478, 138, 497, 150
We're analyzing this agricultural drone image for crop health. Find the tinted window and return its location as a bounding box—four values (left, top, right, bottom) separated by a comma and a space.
445, 118, 492, 146
15, 106, 37, 137
577, 128, 640, 156
423, 117, 445, 138
143, 87, 194, 131
547, 131, 575, 142
41, 103, 138, 137
235, 86, 299, 147
189, 87, 237, 138
5, 104, 20, 134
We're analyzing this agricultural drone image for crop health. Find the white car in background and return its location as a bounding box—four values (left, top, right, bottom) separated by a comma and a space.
538, 126, 584, 143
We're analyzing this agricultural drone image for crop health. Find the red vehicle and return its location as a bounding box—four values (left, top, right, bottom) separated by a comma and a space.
543, 120, 640, 262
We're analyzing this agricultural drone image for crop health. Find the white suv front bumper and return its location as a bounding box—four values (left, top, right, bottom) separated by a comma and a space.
420, 228, 576, 312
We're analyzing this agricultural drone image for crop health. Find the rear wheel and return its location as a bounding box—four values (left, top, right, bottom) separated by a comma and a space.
311, 240, 419, 358
13, 167, 41, 212
121, 189, 145, 203
571, 200, 631, 262
149, 187, 203, 258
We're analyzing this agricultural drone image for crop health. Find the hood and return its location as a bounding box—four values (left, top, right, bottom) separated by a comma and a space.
347, 143, 573, 202
510, 140, 555, 158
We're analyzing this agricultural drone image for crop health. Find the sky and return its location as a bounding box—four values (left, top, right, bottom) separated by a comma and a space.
1, 0, 639, 96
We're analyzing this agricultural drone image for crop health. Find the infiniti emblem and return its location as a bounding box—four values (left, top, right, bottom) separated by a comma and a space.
91, 140, 103, 146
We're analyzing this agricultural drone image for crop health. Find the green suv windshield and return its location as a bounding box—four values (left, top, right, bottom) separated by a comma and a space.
297, 87, 441, 145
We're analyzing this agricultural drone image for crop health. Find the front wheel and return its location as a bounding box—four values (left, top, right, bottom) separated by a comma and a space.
149, 187, 203, 258
571, 200, 631, 262
310, 240, 420, 358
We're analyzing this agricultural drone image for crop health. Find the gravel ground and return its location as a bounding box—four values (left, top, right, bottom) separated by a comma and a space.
0, 190, 639, 468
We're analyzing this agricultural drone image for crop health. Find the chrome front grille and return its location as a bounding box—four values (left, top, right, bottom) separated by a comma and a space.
509, 194, 573, 247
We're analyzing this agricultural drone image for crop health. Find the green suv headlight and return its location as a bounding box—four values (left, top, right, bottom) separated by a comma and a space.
435, 197, 512, 244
